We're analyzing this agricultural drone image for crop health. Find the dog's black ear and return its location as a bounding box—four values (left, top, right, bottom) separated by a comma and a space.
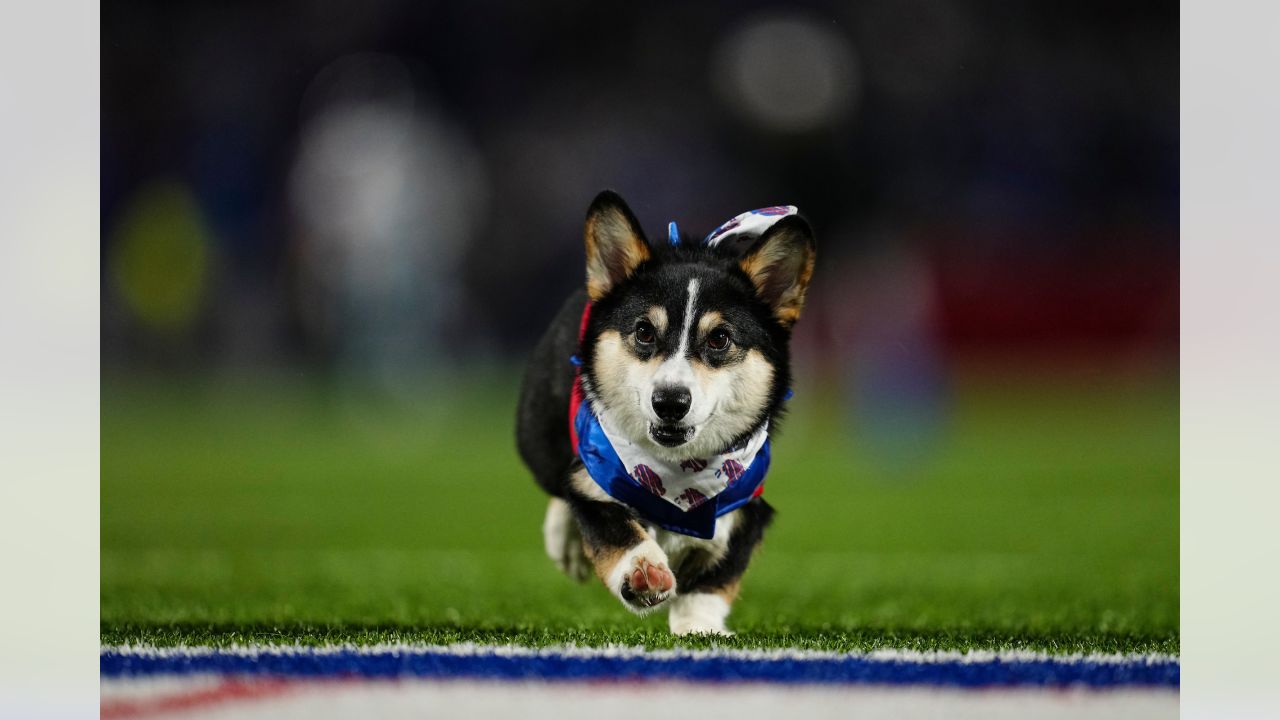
584, 190, 650, 301
738, 216, 816, 327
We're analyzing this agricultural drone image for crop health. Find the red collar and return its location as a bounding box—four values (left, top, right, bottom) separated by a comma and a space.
567, 302, 592, 449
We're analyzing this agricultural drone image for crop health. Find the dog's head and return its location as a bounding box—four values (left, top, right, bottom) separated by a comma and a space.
579, 190, 816, 462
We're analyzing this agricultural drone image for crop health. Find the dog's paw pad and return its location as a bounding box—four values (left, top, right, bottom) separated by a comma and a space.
621, 557, 674, 608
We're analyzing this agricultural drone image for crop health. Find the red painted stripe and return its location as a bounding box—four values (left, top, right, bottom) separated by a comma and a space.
101, 677, 326, 719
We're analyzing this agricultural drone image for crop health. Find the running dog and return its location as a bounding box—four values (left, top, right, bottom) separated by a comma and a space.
516, 190, 815, 635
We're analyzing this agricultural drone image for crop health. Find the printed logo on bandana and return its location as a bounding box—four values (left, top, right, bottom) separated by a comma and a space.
632, 464, 665, 496
704, 205, 798, 247
596, 398, 768, 513
676, 487, 709, 509
705, 218, 743, 244
718, 459, 745, 485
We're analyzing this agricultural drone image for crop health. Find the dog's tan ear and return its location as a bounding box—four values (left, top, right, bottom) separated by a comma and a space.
738, 216, 816, 327
585, 191, 650, 301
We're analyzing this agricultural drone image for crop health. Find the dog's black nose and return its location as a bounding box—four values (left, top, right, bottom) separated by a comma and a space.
651, 386, 692, 422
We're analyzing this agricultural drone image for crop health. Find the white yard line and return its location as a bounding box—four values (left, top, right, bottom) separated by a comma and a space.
101, 641, 1178, 666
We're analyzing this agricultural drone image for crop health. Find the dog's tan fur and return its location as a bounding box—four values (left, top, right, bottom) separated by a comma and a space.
585, 209, 650, 301
739, 226, 815, 326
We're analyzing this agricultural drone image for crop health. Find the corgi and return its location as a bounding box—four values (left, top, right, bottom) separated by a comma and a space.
516, 190, 815, 635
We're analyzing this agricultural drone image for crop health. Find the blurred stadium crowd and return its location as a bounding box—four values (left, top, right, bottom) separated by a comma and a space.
101, 1, 1177, 392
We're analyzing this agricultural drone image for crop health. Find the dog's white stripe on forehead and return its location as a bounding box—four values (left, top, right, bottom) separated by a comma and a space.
653, 279, 700, 389
675, 279, 700, 357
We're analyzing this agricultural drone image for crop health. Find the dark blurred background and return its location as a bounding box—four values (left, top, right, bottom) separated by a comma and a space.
102, 0, 1177, 371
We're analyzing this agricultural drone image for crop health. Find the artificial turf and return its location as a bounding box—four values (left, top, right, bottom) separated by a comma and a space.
101, 366, 1178, 655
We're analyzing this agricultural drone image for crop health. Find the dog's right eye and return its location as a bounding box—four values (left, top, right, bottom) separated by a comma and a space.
635, 321, 656, 346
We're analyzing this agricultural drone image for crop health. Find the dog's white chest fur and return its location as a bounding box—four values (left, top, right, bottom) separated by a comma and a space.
653, 511, 737, 574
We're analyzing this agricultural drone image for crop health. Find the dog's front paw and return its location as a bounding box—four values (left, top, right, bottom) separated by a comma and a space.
608, 540, 675, 613
622, 556, 675, 608
668, 593, 733, 636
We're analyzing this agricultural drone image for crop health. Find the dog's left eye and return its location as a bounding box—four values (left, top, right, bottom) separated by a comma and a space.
635, 321, 657, 345
706, 328, 731, 351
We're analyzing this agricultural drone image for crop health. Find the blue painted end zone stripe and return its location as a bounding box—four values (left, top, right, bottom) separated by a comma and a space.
100, 650, 1179, 689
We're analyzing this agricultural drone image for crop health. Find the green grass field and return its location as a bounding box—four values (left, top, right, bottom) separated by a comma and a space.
101, 367, 1178, 655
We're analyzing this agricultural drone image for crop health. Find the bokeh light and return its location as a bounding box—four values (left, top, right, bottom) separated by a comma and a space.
712, 11, 861, 133
108, 181, 212, 336
288, 52, 488, 392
